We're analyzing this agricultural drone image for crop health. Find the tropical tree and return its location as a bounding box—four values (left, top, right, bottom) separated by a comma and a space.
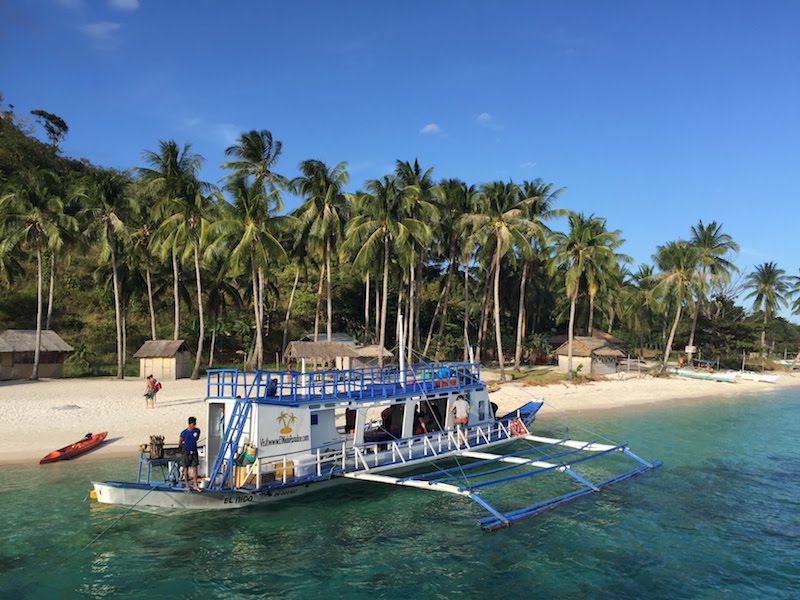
136, 140, 209, 343
291, 160, 349, 342
210, 177, 292, 368
685, 221, 739, 365
422, 178, 476, 358
513, 179, 564, 370
395, 159, 439, 355
463, 181, 537, 381
651, 240, 701, 369
0, 169, 77, 379
222, 129, 287, 200
549, 212, 625, 378
743, 262, 791, 355
345, 176, 419, 360
81, 168, 133, 378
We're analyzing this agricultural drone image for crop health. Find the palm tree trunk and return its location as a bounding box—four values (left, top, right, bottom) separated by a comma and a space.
145, 255, 157, 340
663, 302, 684, 368
588, 294, 595, 336
257, 267, 265, 369
209, 327, 216, 367
250, 263, 262, 369
45, 251, 55, 330
111, 246, 124, 379
414, 261, 422, 351
408, 258, 415, 363
761, 308, 768, 356
326, 235, 333, 342
378, 237, 390, 366
567, 292, 578, 379
172, 250, 180, 340
687, 295, 701, 365
313, 263, 325, 342
436, 237, 458, 358
422, 280, 447, 357
463, 263, 470, 362
30, 245, 43, 381
374, 277, 380, 344
364, 272, 370, 344
476, 264, 493, 362
514, 260, 529, 371
282, 265, 301, 353
493, 241, 505, 381
191, 242, 204, 379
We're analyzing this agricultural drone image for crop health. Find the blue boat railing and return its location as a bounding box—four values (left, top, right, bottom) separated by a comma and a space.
206, 361, 482, 403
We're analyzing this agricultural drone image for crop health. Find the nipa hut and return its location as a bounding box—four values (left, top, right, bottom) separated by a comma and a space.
0, 329, 74, 380
284, 340, 391, 370
133, 339, 191, 380
553, 336, 625, 375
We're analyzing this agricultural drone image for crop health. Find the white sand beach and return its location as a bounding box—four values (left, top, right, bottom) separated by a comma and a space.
2, 371, 798, 465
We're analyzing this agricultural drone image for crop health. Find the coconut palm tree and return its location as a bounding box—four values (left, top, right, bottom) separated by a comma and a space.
462, 181, 538, 381
291, 160, 349, 342
422, 179, 477, 359
129, 181, 161, 340
209, 177, 292, 368
513, 179, 564, 370
345, 176, 420, 359
81, 168, 134, 379
743, 262, 791, 355
685, 221, 739, 365
0, 169, 77, 379
222, 129, 287, 201
395, 159, 439, 355
136, 140, 210, 342
651, 240, 701, 369
549, 212, 625, 378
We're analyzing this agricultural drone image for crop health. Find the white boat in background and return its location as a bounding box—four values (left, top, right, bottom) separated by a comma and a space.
728, 371, 778, 383
669, 367, 738, 382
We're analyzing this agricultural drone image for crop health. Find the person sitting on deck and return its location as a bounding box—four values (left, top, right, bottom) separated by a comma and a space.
267, 378, 278, 397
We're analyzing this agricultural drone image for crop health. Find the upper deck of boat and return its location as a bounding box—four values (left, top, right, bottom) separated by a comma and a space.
206, 362, 484, 407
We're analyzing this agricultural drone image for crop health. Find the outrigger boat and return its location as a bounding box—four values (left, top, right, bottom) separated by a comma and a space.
92, 356, 660, 530
668, 367, 738, 382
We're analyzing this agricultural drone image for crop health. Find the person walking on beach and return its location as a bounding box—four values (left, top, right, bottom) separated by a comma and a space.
452, 394, 470, 448
143, 374, 161, 409
179, 416, 202, 492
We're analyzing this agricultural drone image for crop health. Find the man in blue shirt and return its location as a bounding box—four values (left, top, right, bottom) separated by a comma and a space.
179, 416, 202, 492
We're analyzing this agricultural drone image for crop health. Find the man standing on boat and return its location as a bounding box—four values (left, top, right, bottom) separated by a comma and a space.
452, 394, 470, 448
179, 417, 202, 492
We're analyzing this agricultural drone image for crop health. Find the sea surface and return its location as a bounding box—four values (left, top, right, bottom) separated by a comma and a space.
1, 388, 799, 599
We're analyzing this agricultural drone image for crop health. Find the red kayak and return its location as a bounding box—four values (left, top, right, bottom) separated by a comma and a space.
39, 432, 108, 464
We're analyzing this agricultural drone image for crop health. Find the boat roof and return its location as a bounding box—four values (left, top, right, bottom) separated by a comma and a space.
206, 362, 484, 408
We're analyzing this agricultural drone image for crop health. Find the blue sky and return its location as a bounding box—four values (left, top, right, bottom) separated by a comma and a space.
3, 1, 799, 320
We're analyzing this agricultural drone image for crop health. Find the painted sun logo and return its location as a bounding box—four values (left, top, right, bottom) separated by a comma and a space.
277, 411, 297, 434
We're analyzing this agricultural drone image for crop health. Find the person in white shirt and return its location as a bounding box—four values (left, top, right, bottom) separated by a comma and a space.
452, 394, 470, 448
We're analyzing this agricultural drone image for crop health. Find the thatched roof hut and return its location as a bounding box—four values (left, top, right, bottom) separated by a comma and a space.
284, 340, 391, 370
553, 336, 625, 375
133, 339, 191, 380
0, 329, 73, 379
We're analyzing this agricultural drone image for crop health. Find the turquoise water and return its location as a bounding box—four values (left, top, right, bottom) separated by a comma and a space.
2, 389, 799, 599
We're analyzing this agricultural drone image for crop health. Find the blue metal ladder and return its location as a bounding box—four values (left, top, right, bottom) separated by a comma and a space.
207, 392, 253, 490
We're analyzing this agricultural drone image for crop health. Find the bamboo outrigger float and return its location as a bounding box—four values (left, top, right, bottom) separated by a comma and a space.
92, 352, 660, 530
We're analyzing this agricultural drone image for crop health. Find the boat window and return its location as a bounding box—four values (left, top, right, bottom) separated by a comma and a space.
311, 414, 318, 426
478, 400, 485, 421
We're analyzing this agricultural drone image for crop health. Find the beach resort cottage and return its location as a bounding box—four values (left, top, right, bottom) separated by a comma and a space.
285, 333, 391, 370
0, 329, 74, 380
133, 339, 191, 380
553, 336, 626, 375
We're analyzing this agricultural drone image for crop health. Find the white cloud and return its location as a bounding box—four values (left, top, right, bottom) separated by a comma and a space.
520, 161, 537, 169
420, 123, 443, 135
108, 0, 140, 11
213, 123, 240, 146
475, 112, 503, 130
79, 21, 122, 47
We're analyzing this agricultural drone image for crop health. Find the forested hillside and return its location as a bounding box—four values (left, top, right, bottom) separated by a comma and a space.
1, 94, 798, 380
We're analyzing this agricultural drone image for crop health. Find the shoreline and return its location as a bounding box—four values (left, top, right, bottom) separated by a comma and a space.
1, 371, 798, 466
